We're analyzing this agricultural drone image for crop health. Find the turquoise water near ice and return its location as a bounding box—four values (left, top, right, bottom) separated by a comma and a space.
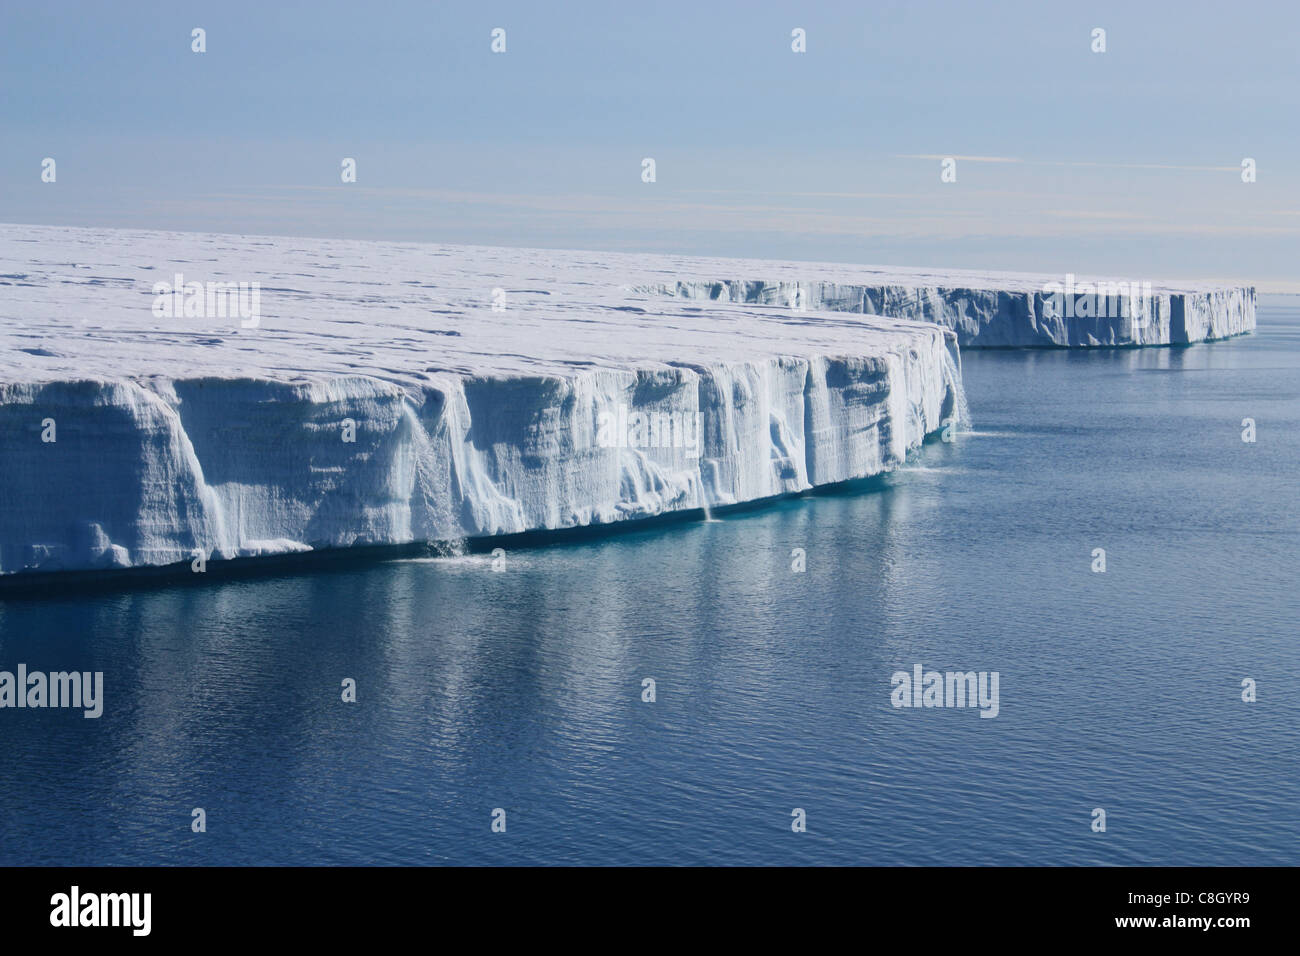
1, 300, 1297, 865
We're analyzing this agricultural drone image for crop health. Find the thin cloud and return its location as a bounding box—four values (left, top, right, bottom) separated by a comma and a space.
896, 154, 1024, 163
1044, 160, 1240, 172
898, 154, 1239, 172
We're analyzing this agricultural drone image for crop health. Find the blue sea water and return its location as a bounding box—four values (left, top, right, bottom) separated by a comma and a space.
1, 300, 1297, 866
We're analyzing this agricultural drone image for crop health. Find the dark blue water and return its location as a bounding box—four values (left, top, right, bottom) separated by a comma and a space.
2, 300, 1297, 866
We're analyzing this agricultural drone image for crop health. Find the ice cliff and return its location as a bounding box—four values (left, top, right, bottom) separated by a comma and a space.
633, 271, 1255, 348
0, 225, 966, 575
0, 223, 1256, 576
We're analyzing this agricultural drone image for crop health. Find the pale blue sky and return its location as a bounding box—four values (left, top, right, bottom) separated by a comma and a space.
3, 0, 1298, 288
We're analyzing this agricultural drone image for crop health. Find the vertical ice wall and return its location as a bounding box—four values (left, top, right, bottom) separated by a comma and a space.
0, 328, 963, 575
641, 279, 1256, 347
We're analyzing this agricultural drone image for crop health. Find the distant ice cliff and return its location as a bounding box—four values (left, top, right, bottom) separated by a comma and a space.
635, 274, 1255, 348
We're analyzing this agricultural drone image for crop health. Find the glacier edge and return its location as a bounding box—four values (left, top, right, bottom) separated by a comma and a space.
0, 329, 964, 575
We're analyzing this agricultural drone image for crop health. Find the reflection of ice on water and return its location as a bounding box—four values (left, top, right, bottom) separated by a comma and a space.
397, 555, 495, 567
894, 466, 967, 476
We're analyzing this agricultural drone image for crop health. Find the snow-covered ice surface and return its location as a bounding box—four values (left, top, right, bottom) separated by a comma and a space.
0, 224, 969, 576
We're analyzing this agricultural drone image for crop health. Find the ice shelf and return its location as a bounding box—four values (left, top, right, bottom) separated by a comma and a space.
0, 224, 968, 575
633, 270, 1255, 348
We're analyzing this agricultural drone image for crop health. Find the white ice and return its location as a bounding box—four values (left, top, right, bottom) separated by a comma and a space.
0, 224, 968, 574
0, 223, 1254, 575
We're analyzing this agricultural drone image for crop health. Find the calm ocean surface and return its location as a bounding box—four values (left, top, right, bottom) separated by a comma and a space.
2, 299, 1297, 866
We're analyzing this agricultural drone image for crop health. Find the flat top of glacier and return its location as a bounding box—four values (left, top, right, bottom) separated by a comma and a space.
0, 222, 1243, 387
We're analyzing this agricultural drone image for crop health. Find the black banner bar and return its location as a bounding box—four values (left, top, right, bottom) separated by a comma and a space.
0, 866, 1277, 942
